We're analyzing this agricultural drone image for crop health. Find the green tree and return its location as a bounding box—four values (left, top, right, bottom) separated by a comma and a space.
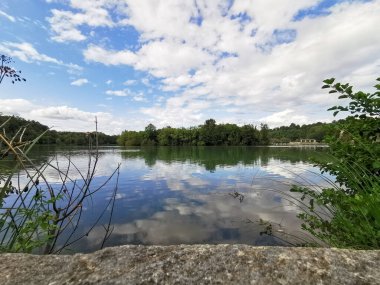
260, 123, 270, 145
157, 126, 174, 146
117, 130, 143, 146
200, 119, 218, 145
143, 123, 157, 145
240, 124, 259, 145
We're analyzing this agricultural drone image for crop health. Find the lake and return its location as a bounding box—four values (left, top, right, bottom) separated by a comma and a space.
2, 146, 330, 253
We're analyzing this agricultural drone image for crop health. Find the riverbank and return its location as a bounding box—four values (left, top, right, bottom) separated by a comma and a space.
1, 244, 379, 284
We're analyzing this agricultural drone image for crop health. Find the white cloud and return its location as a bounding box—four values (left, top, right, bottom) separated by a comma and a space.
141, 96, 209, 128
105, 89, 128, 97
49, 0, 380, 128
47, 0, 128, 42
123, 79, 136, 86
71, 78, 88, 86
31, 105, 102, 120
133, 93, 147, 102
84, 39, 214, 78
105, 88, 147, 102
48, 9, 87, 42
0, 99, 34, 116
0, 41, 82, 72
0, 10, 15, 22
259, 109, 309, 127
84, 44, 137, 65
0, 99, 129, 134
105, 79, 112, 85
0, 42, 60, 64
137, 40, 214, 78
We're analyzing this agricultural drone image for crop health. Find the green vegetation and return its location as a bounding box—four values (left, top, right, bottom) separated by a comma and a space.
0, 114, 335, 147
268, 122, 332, 144
118, 119, 334, 147
117, 120, 265, 146
290, 78, 380, 249
0, 115, 117, 145
0, 118, 120, 253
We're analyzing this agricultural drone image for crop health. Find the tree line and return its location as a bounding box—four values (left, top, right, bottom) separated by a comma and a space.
0, 115, 117, 145
268, 122, 333, 144
117, 118, 334, 147
0, 114, 337, 147
118, 119, 269, 146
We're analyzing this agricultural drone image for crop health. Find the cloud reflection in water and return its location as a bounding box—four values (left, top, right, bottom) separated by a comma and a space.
22, 147, 327, 252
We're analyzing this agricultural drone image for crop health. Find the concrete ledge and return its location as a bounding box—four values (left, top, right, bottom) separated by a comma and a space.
0, 245, 379, 284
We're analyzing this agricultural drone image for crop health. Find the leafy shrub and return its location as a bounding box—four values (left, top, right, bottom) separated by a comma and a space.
291, 77, 380, 249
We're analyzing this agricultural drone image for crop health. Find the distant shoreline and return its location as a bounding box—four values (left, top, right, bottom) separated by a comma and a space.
269, 144, 329, 147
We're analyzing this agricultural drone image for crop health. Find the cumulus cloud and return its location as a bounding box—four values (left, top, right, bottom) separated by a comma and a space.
84, 40, 214, 78
141, 96, 209, 128
259, 109, 309, 127
47, 0, 128, 42
84, 44, 136, 65
0, 98, 128, 134
48, 10, 87, 42
71, 78, 88, 86
30, 105, 107, 121
0, 99, 34, 116
49, 0, 380, 127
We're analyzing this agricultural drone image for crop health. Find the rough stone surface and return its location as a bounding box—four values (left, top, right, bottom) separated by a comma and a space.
0, 245, 379, 285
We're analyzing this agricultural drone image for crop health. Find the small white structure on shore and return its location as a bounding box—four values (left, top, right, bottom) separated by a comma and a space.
289, 139, 317, 145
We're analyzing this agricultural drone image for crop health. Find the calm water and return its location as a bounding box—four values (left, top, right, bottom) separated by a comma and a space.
2, 146, 330, 253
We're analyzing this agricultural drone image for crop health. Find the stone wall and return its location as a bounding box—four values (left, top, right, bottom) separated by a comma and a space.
1, 245, 379, 284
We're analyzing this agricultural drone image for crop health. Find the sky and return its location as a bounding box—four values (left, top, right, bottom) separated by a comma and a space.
0, 0, 379, 135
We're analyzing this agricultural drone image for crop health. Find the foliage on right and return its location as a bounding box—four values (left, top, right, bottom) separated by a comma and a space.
291, 77, 380, 249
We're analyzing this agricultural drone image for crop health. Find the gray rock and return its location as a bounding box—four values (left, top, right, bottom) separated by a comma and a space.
0, 245, 379, 285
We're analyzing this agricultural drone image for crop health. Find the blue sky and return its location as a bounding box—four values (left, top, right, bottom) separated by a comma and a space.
0, 0, 379, 134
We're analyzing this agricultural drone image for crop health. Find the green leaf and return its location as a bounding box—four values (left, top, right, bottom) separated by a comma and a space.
323, 78, 335, 85
374, 84, 380, 90
338, 95, 348, 99
333, 111, 339, 117
372, 160, 380, 169
329, 90, 337, 93
322, 85, 330, 89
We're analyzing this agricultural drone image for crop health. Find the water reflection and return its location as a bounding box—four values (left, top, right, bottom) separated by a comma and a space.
2, 146, 328, 252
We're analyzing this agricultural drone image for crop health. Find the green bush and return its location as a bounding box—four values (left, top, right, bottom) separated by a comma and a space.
291, 77, 380, 249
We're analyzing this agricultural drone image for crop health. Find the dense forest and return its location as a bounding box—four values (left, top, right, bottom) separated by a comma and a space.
117, 118, 334, 147
0, 115, 117, 145
0, 114, 336, 147
268, 122, 332, 144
